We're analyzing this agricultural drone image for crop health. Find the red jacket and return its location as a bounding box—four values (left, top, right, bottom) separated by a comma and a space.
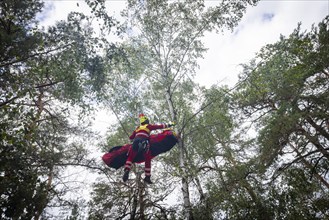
130, 124, 168, 140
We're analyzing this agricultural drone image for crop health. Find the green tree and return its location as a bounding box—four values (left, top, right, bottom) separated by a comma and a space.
121, 0, 259, 219
234, 16, 329, 219
0, 0, 118, 218
186, 86, 271, 219
88, 0, 260, 219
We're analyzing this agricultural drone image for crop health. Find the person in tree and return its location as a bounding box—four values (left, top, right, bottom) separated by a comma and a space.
123, 113, 175, 184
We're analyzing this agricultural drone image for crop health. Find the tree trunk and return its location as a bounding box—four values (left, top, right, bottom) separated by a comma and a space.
131, 176, 138, 220
165, 91, 193, 220
179, 141, 193, 220
34, 165, 53, 220
193, 176, 205, 201
240, 179, 269, 220
31, 89, 49, 220
138, 173, 146, 220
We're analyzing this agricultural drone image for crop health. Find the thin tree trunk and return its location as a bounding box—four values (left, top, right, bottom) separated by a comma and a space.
131, 175, 138, 220
193, 176, 205, 201
179, 141, 193, 220
138, 173, 146, 220
165, 91, 193, 220
34, 165, 53, 220
32, 89, 49, 220
240, 179, 269, 220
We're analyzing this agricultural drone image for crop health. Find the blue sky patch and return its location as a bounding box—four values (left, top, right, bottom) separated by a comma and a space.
262, 13, 275, 22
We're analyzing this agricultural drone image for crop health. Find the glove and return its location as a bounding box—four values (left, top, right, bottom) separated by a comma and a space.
167, 122, 176, 127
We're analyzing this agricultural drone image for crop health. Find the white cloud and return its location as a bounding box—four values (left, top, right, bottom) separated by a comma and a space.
196, 0, 329, 87
38, 1, 328, 88
39, 1, 87, 26
38, 0, 126, 27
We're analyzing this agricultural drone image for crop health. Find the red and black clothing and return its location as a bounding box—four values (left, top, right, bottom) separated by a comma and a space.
124, 123, 168, 176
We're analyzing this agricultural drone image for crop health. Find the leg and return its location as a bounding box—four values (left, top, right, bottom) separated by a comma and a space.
123, 140, 139, 182
124, 148, 137, 171
144, 146, 153, 184
144, 150, 151, 177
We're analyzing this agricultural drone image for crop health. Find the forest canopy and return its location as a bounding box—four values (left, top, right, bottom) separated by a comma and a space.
0, 0, 328, 219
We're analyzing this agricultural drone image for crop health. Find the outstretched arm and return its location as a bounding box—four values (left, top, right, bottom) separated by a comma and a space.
148, 122, 175, 131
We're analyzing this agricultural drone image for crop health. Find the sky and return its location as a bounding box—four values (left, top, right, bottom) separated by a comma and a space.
40, 0, 329, 89
196, 0, 329, 87
37, 0, 329, 214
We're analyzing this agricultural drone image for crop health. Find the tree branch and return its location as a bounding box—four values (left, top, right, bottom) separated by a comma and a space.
0, 96, 19, 107
0, 43, 73, 68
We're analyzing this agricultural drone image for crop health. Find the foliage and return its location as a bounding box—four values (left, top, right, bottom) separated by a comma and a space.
2, 0, 327, 219
233, 16, 329, 219
87, 0, 262, 219
0, 0, 119, 218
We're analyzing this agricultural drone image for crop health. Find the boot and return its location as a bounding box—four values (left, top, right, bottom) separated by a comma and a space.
144, 176, 153, 184
122, 170, 130, 182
